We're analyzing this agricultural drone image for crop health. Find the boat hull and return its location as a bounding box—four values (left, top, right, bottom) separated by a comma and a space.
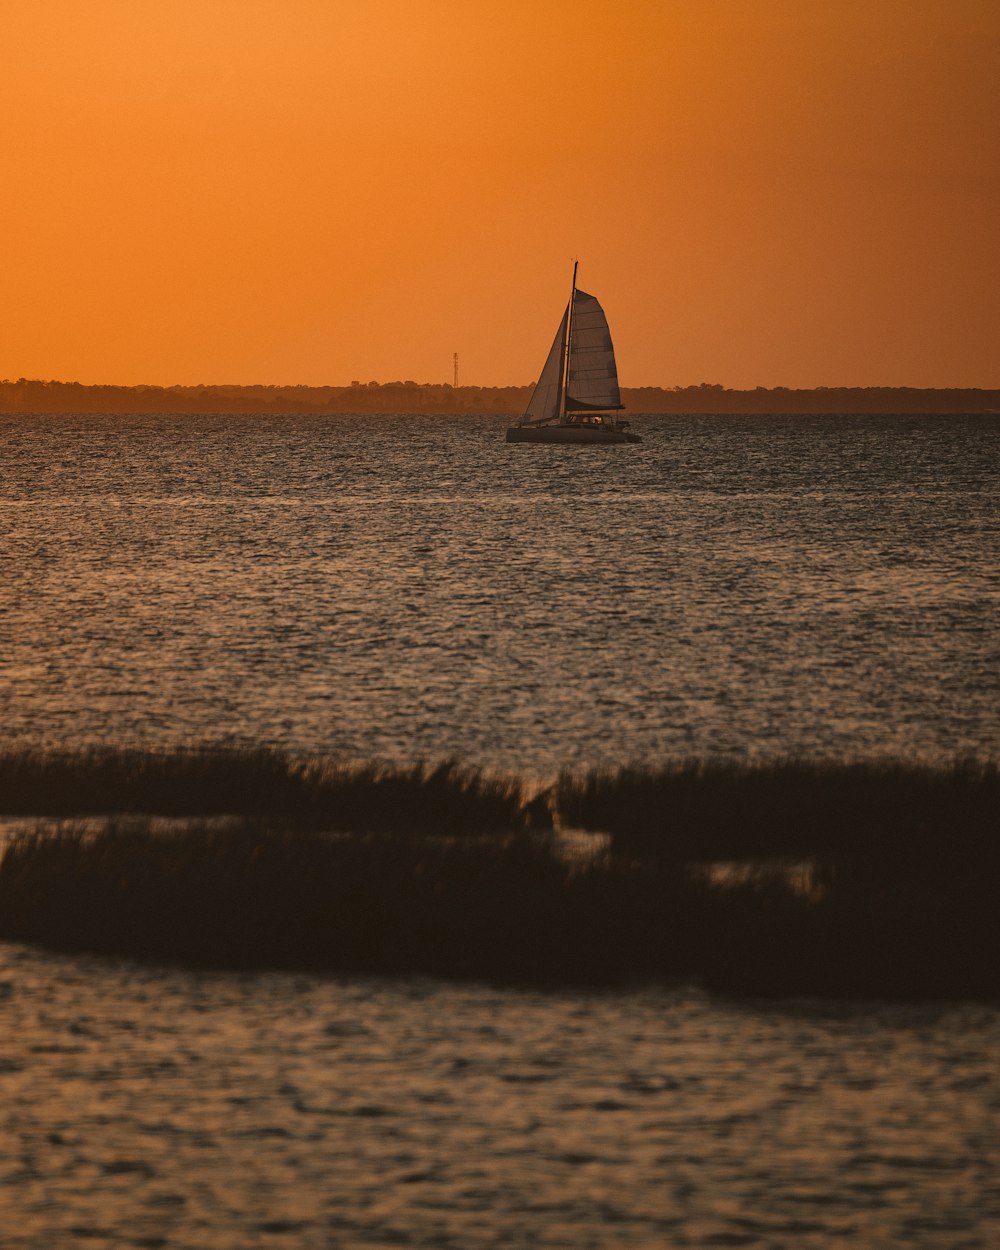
506, 424, 640, 445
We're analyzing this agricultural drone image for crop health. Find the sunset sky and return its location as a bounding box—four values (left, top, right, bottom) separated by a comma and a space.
3, 0, 997, 388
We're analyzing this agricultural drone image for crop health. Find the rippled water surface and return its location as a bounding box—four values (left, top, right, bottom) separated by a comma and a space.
2, 412, 997, 769
1, 944, 998, 1249
2, 413, 1000, 1248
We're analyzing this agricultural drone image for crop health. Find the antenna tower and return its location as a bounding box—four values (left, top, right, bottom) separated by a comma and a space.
453, 352, 459, 388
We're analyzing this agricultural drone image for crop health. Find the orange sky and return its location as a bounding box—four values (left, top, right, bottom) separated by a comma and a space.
2, 0, 997, 388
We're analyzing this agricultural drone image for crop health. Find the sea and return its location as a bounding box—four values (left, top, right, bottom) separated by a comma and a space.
1, 410, 998, 1248
2, 411, 997, 769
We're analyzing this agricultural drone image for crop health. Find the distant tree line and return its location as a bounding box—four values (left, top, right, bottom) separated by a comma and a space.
1, 378, 997, 415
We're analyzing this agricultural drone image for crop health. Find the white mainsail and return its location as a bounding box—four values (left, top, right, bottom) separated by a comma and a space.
565, 289, 622, 412
523, 309, 568, 422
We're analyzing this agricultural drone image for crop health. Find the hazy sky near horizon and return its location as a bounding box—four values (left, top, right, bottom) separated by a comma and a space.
3, 0, 998, 389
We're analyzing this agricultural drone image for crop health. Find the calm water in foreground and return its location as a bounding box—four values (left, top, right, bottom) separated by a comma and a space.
2, 943, 998, 1249
1, 412, 998, 1246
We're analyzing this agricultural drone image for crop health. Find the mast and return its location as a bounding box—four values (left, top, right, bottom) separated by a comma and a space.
557, 260, 578, 421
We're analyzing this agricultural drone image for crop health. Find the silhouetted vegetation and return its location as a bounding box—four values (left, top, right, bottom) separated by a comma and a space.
2, 377, 998, 415
556, 758, 1000, 885
0, 823, 574, 979
0, 750, 996, 999
0, 746, 526, 834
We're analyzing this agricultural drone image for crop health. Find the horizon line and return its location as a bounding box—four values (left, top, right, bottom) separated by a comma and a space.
3, 378, 999, 394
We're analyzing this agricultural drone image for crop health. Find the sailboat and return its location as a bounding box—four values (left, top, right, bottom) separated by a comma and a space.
506, 263, 640, 444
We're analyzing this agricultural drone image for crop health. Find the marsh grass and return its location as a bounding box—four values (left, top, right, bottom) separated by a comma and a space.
0, 751, 996, 997
556, 758, 1000, 884
0, 820, 596, 980
0, 746, 526, 834
0, 817, 994, 996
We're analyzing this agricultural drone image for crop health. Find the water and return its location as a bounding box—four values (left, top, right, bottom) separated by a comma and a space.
1, 412, 997, 771
2, 943, 998, 1249
2, 411, 999, 1247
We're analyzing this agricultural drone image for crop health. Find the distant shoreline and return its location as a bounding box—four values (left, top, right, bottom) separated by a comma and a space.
2, 379, 998, 415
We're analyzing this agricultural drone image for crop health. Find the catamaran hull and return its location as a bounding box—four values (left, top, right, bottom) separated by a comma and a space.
506, 425, 640, 445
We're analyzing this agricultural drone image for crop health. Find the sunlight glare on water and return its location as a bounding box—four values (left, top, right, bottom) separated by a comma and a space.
1, 412, 997, 770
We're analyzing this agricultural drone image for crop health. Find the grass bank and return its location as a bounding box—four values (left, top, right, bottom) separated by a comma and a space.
0, 746, 528, 833
0, 750, 996, 999
556, 758, 999, 883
